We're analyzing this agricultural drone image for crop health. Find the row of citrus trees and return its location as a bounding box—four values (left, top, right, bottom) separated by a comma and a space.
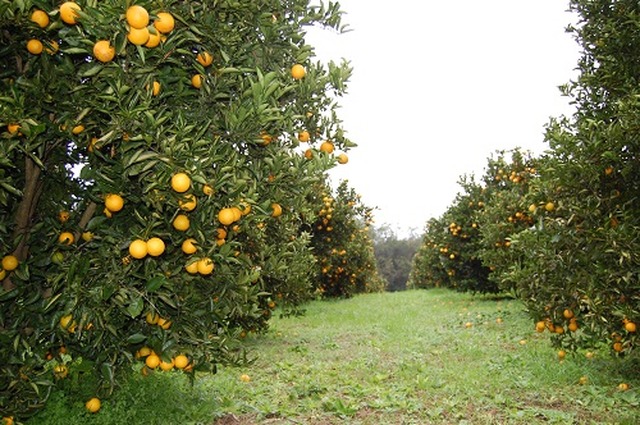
0, 1, 382, 420
410, 0, 639, 356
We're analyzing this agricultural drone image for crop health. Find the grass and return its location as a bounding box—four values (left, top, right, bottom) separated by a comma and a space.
28, 289, 639, 424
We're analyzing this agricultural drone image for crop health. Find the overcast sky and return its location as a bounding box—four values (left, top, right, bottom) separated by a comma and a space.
305, 0, 581, 237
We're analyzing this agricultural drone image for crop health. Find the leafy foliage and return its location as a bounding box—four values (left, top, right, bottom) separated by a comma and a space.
0, 0, 354, 419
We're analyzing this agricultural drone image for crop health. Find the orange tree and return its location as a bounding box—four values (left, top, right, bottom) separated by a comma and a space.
502, 0, 640, 353
0, 0, 354, 419
409, 149, 539, 294
306, 179, 384, 297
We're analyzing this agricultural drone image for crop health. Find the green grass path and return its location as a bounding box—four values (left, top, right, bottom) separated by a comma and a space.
30, 289, 639, 424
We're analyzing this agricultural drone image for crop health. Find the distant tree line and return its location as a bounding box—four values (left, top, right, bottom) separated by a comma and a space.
372, 225, 421, 291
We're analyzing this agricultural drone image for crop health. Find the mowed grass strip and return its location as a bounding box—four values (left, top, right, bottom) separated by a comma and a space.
30, 289, 639, 424
207, 289, 639, 424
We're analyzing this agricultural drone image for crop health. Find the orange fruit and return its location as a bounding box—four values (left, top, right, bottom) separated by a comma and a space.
230, 207, 242, 222
181, 238, 198, 254
154, 12, 175, 34
27, 39, 43, 55
44, 40, 59, 55
145, 30, 161, 48
197, 257, 214, 275
185, 260, 199, 274
58, 210, 70, 223
93, 40, 116, 63
172, 214, 190, 231
298, 130, 310, 143
291, 64, 305, 80
105, 193, 124, 212
159, 358, 174, 371
59, 2, 81, 25
625, 321, 637, 333
59, 314, 74, 330
545, 202, 555, 212
240, 373, 251, 382
126, 5, 149, 29
304, 149, 313, 159
337, 153, 348, 164
568, 320, 579, 332
146, 237, 165, 256
613, 341, 623, 352
53, 364, 69, 379
202, 184, 214, 196
196, 51, 213, 67
171, 172, 191, 192
179, 194, 197, 211
319, 141, 334, 154
145, 312, 159, 325
127, 27, 150, 45
557, 350, 566, 361
31, 9, 50, 28
145, 353, 161, 369
191, 74, 203, 88
7, 123, 20, 134
215, 228, 227, 239
618, 383, 630, 391
157, 317, 171, 329
151, 81, 161, 96
563, 309, 574, 319
85, 397, 101, 413
174, 354, 189, 369
271, 203, 282, 217
58, 231, 75, 245
2, 255, 19, 271
218, 208, 236, 226
71, 124, 84, 135
129, 239, 148, 259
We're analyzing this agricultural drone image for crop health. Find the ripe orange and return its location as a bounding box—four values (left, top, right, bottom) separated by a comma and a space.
2, 255, 19, 272
44, 40, 59, 55
171, 172, 191, 192
27, 39, 43, 55
146, 237, 165, 256
196, 51, 213, 67
197, 257, 214, 275
127, 27, 150, 45
145, 353, 161, 369
191, 74, 203, 88
93, 40, 116, 63
271, 203, 283, 217
157, 317, 171, 329
337, 153, 348, 164
618, 383, 630, 391
174, 354, 189, 369
126, 5, 149, 29
218, 208, 236, 226
7, 123, 20, 134
2, 417, 13, 425
154, 12, 175, 34
298, 130, 310, 142
625, 321, 636, 333
179, 194, 197, 211
129, 239, 148, 259
304, 149, 313, 159
185, 260, 199, 274
230, 207, 242, 222
145, 30, 161, 48
58, 210, 70, 223
85, 397, 101, 413
563, 308, 574, 319
215, 228, 227, 239
319, 141, 334, 154
172, 214, 190, 231
568, 320, 579, 332
291, 64, 305, 80
145, 312, 159, 325
545, 202, 555, 212
31, 9, 50, 28
202, 184, 214, 196
613, 341, 623, 352
159, 359, 174, 371
557, 350, 566, 361
181, 238, 198, 254
59, 2, 81, 25
58, 231, 75, 245
53, 364, 69, 379
71, 124, 84, 135
240, 373, 251, 382
105, 193, 124, 212
151, 81, 161, 96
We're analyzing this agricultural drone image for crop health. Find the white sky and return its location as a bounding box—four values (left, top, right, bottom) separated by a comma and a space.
306, 0, 581, 237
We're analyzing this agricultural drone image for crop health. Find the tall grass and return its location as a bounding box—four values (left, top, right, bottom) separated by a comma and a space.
29, 289, 639, 424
